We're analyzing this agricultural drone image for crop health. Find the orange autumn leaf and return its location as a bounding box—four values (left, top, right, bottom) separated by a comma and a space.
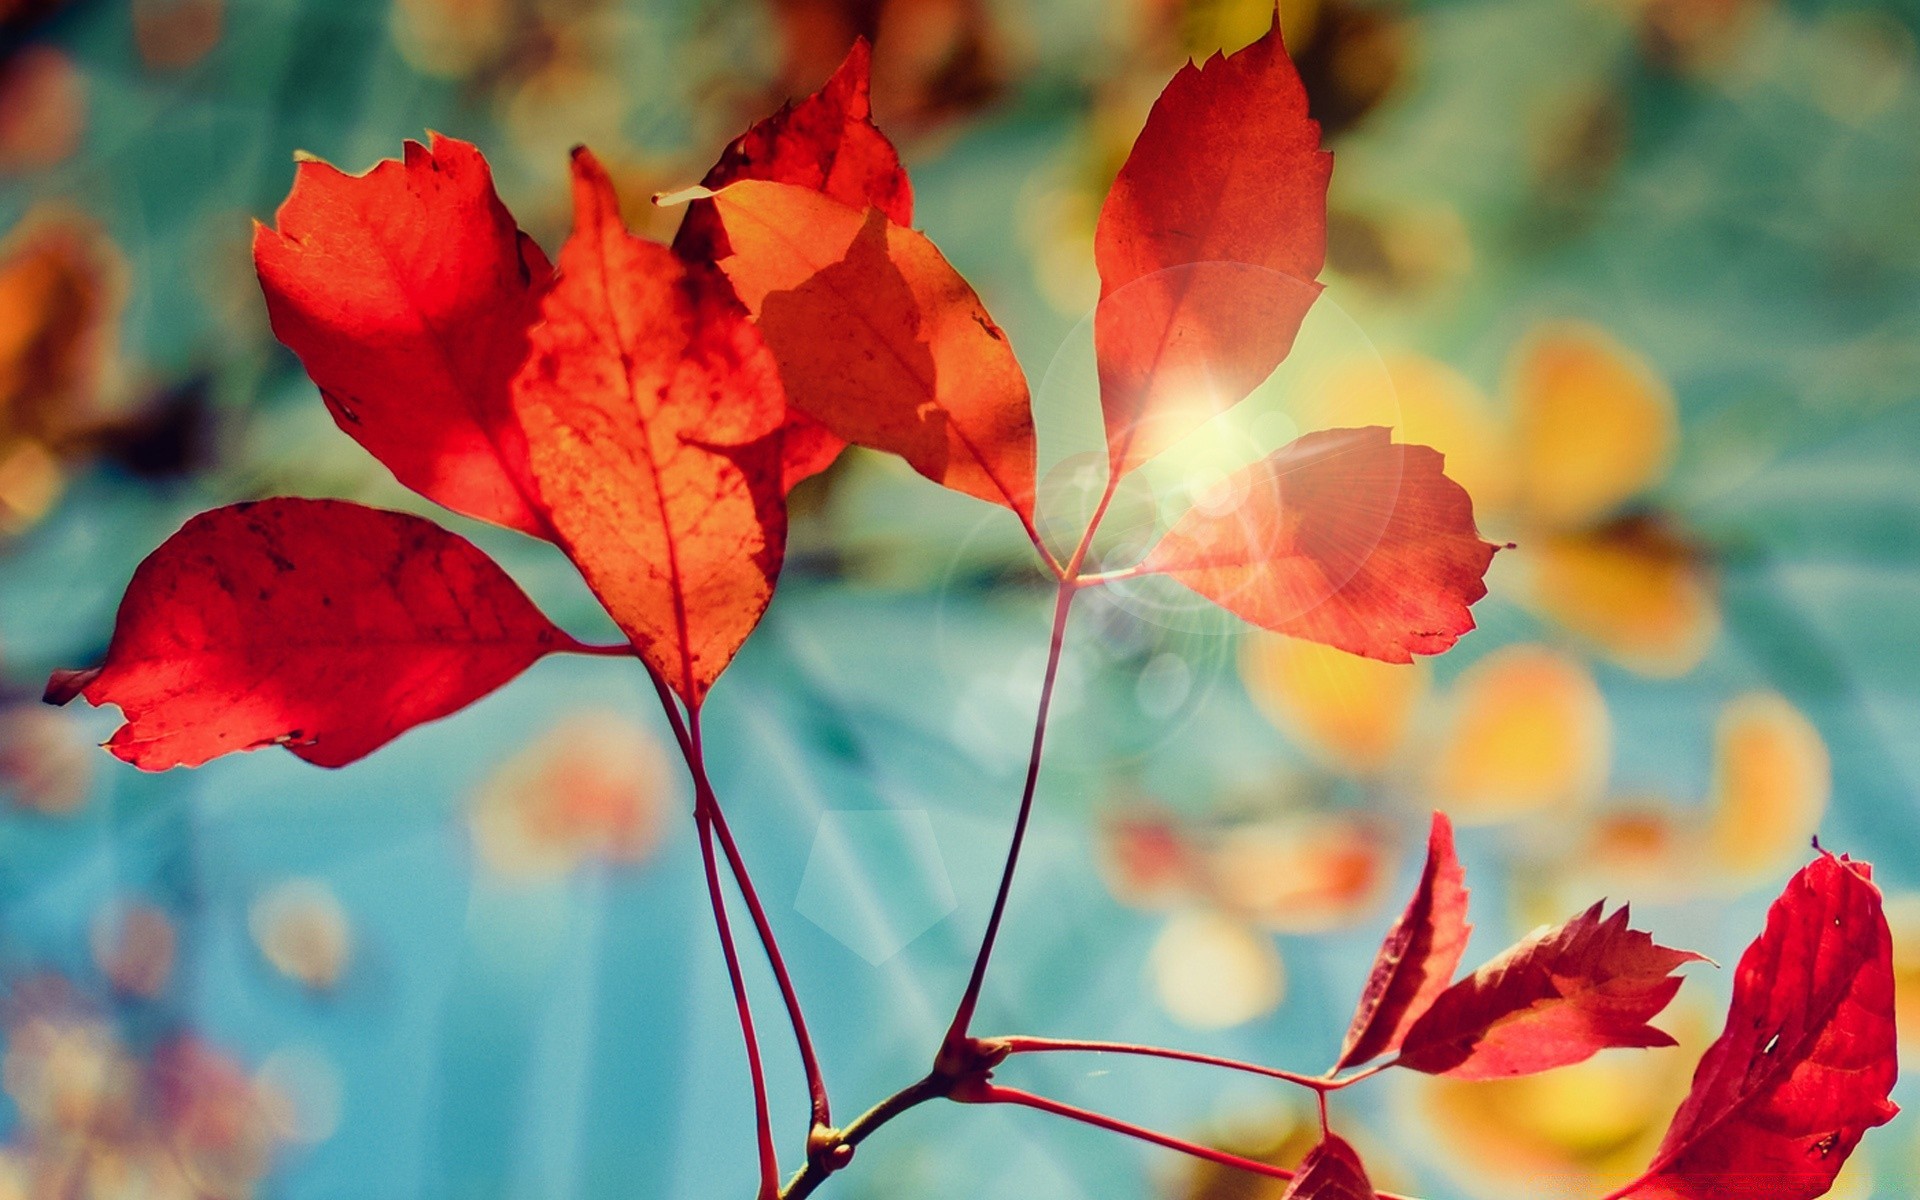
513, 149, 788, 705
1142, 427, 1499, 663
674, 38, 913, 493
1096, 13, 1331, 475
697, 179, 1036, 517
43, 499, 592, 770
253, 134, 553, 537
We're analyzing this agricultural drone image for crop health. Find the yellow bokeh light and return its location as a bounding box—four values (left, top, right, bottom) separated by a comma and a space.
1523, 520, 1719, 676
1705, 692, 1830, 885
1428, 644, 1612, 823
1510, 322, 1677, 531
1148, 909, 1286, 1030
1240, 632, 1427, 774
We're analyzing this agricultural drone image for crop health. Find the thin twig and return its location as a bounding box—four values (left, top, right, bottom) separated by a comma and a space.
695, 802, 781, 1199
941, 579, 1078, 1051
995, 1036, 1388, 1092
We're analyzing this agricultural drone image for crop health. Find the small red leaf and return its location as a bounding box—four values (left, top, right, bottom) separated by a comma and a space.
1141, 427, 1499, 663
701, 179, 1037, 517
674, 38, 914, 495
1396, 901, 1706, 1080
512, 149, 787, 706
1335, 811, 1471, 1070
253, 134, 552, 537
1281, 1133, 1374, 1200
44, 499, 584, 770
1096, 14, 1331, 475
1618, 853, 1898, 1200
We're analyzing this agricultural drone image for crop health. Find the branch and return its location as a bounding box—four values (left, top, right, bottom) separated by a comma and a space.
941, 579, 1078, 1052
778, 1074, 949, 1200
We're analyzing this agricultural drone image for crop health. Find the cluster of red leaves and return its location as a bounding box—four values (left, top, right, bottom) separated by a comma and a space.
1294, 815, 1898, 1200
26, 14, 1903, 1200
46, 18, 1496, 769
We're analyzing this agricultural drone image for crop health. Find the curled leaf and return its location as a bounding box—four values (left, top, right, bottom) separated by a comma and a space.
1619, 853, 1898, 1200
253, 134, 552, 536
1335, 811, 1472, 1070
44, 499, 587, 770
1141, 427, 1499, 663
1096, 14, 1331, 474
700, 178, 1036, 516
1398, 902, 1705, 1080
512, 149, 787, 705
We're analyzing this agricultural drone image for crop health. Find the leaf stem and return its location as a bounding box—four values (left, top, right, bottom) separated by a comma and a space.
941, 578, 1078, 1053
688, 708, 834, 1131
994, 1037, 1385, 1092
648, 674, 834, 1149
971, 1084, 1299, 1181
695, 799, 781, 1199
972, 1085, 1420, 1200
570, 640, 643, 657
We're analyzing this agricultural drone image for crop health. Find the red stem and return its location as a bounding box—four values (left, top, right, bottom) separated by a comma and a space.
696, 801, 781, 1199
942, 579, 1078, 1051
688, 709, 834, 1131
648, 673, 833, 1143
996, 1037, 1386, 1092
942, 467, 1125, 1054
975, 1084, 1299, 1181
976, 1085, 1419, 1200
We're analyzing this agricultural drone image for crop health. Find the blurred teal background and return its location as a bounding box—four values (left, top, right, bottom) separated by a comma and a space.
3, 0, 1920, 1197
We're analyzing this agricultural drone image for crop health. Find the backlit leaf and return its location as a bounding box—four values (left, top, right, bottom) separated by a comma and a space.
674, 38, 913, 493
1398, 902, 1705, 1079
1336, 812, 1472, 1070
44, 499, 588, 770
700, 178, 1036, 516
512, 149, 787, 705
1096, 13, 1331, 475
1141, 427, 1499, 663
1619, 853, 1898, 1200
253, 134, 553, 536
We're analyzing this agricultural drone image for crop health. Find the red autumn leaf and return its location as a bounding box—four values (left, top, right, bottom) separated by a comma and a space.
42, 499, 588, 770
512, 148, 787, 706
1334, 811, 1472, 1070
674, 38, 914, 494
1095, 13, 1331, 476
696, 179, 1037, 519
1395, 901, 1706, 1080
253, 134, 552, 537
1281, 1133, 1374, 1200
1616, 852, 1898, 1200
1141, 427, 1499, 663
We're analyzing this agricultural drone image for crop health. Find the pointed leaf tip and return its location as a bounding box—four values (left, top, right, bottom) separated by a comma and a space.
1335, 810, 1472, 1069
